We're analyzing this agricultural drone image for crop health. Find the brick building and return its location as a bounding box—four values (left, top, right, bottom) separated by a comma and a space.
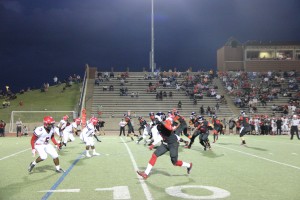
217, 37, 300, 72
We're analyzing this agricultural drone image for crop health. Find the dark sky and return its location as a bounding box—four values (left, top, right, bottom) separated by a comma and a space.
1, 0, 300, 92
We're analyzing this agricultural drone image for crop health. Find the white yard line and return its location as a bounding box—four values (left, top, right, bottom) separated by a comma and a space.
0, 148, 31, 161
248, 137, 300, 146
214, 144, 300, 170
120, 137, 153, 200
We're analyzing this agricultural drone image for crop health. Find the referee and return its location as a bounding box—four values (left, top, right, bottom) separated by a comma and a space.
290, 115, 300, 140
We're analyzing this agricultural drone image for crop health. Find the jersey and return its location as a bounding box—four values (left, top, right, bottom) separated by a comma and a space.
196, 120, 213, 134
81, 123, 95, 138
63, 122, 78, 134
157, 120, 177, 143
58, 119, 69, 131
33, 125, 56, 145
239, 116, 250, 127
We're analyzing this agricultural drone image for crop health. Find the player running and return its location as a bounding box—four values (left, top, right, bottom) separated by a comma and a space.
28, 116, 64, 173
61, 117, 81, 147
80, 117, 101, 157
137, 112, 192, 180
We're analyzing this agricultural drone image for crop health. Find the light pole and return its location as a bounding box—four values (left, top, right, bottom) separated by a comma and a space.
150, 0, 155, 73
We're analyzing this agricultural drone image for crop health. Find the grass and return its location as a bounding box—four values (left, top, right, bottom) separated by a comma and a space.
0, 83, 82, 122
0, 134, 299, 200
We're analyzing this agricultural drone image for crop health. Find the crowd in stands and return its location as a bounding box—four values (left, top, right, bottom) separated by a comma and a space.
218, 70, 300, 115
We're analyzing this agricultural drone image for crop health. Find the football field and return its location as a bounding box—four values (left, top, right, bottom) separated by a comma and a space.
1, 134, 300, 200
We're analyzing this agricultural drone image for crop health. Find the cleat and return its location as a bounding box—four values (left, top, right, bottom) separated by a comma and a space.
92, 152, 100, 156
86, 153, 91, 157
56, 168, 65, 173
28, 162, 35, 172
187, 163, 193, 174
185, 141, 189, 146
137, 171, 148, 180
184, 145, 190, 149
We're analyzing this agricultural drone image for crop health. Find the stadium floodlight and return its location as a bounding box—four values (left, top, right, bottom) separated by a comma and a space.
150, 0, 156, 73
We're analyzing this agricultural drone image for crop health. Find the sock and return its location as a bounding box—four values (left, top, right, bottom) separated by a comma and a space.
145, 163, 153, 175
32, 161, 37, 165
86, 150, 90, 155
181, 162, 190, 168
93, 149, 96, 154
56, 165, 60, 170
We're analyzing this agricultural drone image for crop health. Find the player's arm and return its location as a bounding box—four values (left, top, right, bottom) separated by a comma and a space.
51, 134, 59, 146
30, 134, 37, 150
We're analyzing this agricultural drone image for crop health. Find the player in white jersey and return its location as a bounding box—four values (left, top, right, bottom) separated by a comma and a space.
61, 118, 81, 147
56, 115, 69, 137
28, 116, 64, 173
282, 116, 289, 134
80, 117, 100, 157
148, 112, 163, 150
271, 118, 277, 135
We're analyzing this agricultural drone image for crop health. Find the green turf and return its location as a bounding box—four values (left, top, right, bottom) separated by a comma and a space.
0, 134, 299, 200
0, 83, 82, 122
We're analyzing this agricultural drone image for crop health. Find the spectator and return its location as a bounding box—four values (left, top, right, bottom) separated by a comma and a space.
23, 125, 28, 136
177, 100, 182, 109
0, 120, 6, 137
53, 76, 58, 85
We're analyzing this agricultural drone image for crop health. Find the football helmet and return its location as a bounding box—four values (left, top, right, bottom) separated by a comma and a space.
43, 116, 55, 129
75, 118, 81, 125
90, 117, 98, 126
63, 115, 69, 121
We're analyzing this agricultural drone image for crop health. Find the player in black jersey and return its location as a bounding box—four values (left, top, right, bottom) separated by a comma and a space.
137, 112, 192, 180
239, 111, 251, 145
173, 111, 189, 146
136, 117, 151, 144
186, 116, 213, 150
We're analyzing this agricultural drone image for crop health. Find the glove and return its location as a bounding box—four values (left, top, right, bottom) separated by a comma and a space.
56, 142, 62, 150
155, 115, 162, 122
149, 144, 154, 150
32, 149, 36, 157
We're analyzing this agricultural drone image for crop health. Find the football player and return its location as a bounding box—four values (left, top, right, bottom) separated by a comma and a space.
61, 117, 81, 147
136, 117, 151, 144
137, 112, 192, 180
28, 116, 64, 173
80, 117, 101, 157
173, 111, 190, 146
186, 116, 213, 151
56, 115, 70, 145
239, 111, 251, 145
124, 114, 136, 141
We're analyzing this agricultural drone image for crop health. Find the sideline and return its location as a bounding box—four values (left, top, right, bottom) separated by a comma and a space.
214, 144, 300, 170
0, 148, 31, 161
120, 137, 153, 200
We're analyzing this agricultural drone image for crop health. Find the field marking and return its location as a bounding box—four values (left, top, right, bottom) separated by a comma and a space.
214, 144, 300, 171
120, 137, 153, 200
248, 137, 300, 146
38, 189, 80, 193
0, 148, 31, 161
41, 152, 85, 200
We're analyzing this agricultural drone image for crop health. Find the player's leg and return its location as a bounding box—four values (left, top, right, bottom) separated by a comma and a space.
28, 145, 47, 172
169, 141, 193, 174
